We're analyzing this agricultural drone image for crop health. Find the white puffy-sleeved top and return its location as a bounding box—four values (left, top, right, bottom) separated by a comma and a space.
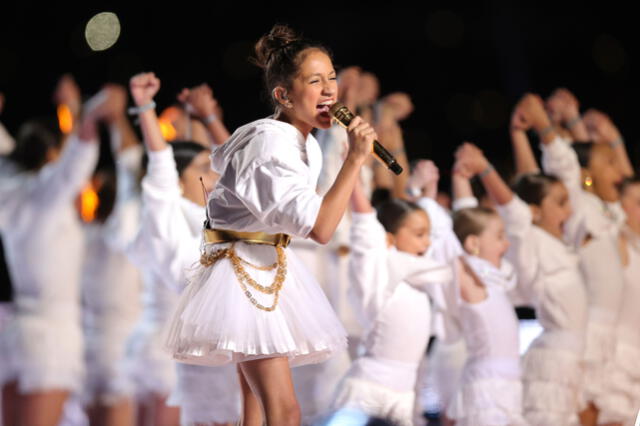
348, 211, 453, 365
0, 134, 98, 313
208, 117, 323, 238
496, 196, 587, 337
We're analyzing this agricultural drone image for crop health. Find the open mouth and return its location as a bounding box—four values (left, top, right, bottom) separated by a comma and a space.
316, 100, 334, 116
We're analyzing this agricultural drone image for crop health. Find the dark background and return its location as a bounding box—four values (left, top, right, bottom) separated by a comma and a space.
0, 4, 638, 177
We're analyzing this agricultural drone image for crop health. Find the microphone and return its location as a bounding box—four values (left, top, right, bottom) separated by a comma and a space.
329, 102, 403, 175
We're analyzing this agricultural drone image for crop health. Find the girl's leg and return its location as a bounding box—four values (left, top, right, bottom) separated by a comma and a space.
579, 402, 598, 426
19, 389, 69, 426
88, 398, 136, 426
2, 381, 20, 426
237, 364, 263, 426
151, 393, 180, 426
239, 357, 300, 426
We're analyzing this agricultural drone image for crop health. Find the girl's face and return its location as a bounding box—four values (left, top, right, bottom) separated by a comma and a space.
534, 181, 572, 238
389, 210, 431, 256
279, 48, 337, 136
588, 144, 623, 202
180, 150, 218, 206
621, 183, 640, 230
475, 216, 510, 268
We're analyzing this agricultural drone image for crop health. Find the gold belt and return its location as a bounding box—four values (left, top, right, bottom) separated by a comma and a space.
200, 228, 290, 312
203, 228, 291, 248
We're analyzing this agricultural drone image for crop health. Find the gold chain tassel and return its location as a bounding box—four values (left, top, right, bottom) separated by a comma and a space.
200, 243, 286, 312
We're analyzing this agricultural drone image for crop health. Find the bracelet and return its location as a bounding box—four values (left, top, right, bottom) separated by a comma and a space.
203, 113, 217, 125
538, 125, 555, 138
566, 116, 581, 129
407, 186, 422, 198
478, 163, 494, 178
610, 137, 624, 148
127, 101, 156, 115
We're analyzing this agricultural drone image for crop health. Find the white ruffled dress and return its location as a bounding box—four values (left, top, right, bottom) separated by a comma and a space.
164, 118, 347, 367
541, 137, 626, 414
331, 210, 452, 426
0, 134, 98, 393
446, 255, 526, 426
497, 196, 588, 426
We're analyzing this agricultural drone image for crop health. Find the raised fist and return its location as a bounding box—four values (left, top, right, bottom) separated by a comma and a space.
583, 109, 621, 144
546, 88, 580, 124
455, 142, 489, 176
177, 83, 218, 119
129, 72, 160, 107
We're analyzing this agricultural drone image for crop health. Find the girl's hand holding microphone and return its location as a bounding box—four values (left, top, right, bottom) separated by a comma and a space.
345, 115, 377, 165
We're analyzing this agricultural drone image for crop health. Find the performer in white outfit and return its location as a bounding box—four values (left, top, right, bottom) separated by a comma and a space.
330, 171, 452, 426
594, 177, 640, 426
127, 74, 241, 426
456, 134, 588, 426
0, 89, 108, 426
162, 24, 376, 426
439, 157, 526, 425
80, 85, 144, 426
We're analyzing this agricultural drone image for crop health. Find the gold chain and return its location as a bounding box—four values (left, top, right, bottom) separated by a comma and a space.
200, 243, 286, 312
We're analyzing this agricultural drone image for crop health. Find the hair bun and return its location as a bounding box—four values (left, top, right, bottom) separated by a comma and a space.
254, 24, 302, 69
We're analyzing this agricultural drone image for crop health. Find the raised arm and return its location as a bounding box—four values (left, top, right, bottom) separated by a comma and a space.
510, 103, 540, 176
451, 156, 479, 211
129, 72, 167, 152
455, 142, 513, 206
546, 88, 590, 141
583, 108, 634, 177
178, 83, 230, 146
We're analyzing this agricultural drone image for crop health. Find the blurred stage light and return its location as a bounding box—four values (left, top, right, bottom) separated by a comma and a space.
85, 12, 121, 51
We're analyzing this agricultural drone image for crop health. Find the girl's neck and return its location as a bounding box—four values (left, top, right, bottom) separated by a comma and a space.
626, 219, 640, 236
273, 110, 312, 139
535, 222, 565, 242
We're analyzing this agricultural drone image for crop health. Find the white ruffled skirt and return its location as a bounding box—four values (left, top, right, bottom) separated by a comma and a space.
447, 358, 526, 426
164, 242, 347, 367
521, 331, 585, 426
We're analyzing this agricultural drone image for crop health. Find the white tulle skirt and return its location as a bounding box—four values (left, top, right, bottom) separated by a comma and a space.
164, 241, 347, 367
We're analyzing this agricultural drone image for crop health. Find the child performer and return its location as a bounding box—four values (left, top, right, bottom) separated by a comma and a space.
444, 156, 526, 425
456, 140, 588, 426
127, 72, 241, 426
162, 24, 376, 426
330, 163, 452, 426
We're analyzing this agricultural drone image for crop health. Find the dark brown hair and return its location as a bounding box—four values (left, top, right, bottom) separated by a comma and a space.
512, 172, 561, 206
453, 207, 498, 245
253, 24, 333, 109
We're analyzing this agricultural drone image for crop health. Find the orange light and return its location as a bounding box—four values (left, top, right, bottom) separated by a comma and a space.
159, 118, 177, 141
57, 104, 74, 134
79, 183, 99, 222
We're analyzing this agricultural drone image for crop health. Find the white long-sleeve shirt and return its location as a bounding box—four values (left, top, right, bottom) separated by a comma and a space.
126, 145, 204, 293
348, 211, 452, 364
0, 134, 98, 314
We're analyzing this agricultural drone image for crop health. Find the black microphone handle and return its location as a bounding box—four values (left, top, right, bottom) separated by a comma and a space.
373, 140, 403, 175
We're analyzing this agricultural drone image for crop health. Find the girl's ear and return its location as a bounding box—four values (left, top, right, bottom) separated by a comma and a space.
529, 204, 542, 224
178, 180, 185, 196
386, 232, 395, 248
272, 86, 290, 108
463, 235, 480, 256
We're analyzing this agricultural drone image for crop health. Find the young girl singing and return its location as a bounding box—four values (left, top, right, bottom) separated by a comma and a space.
162, 24, 376, 426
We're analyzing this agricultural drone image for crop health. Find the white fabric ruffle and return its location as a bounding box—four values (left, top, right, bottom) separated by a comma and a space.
446, 376, 526, 426
0, 311, 84, 393
124, 320, 176, 398
331, 376, 415, 426
164, 242, 347, 367
168, 363, 241, 425
521, 340, 584, 426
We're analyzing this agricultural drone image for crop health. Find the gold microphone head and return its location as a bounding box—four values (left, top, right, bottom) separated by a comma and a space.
329, 102, 354, 128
